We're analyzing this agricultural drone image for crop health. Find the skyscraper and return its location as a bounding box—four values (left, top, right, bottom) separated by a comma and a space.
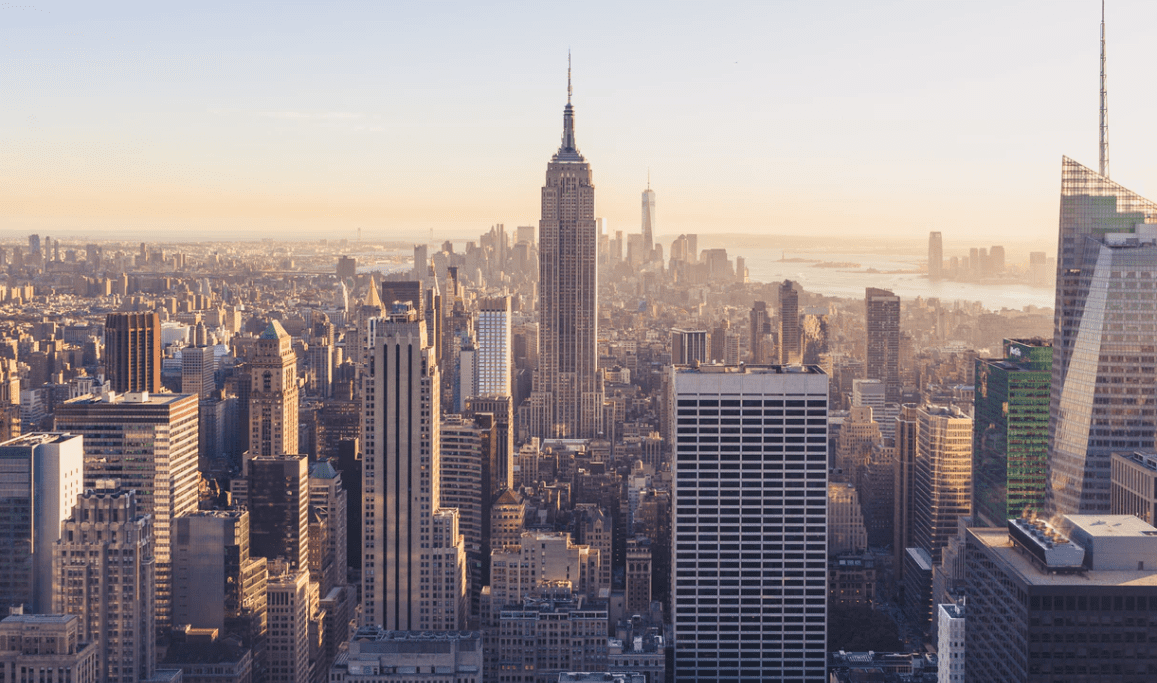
893, 404, 919, 579
529, 62, 603, 439
642, 180, 655, 259
181, 345, 216, 399
362, 303, 465, 631
171, 510, 268, 662
670, 329, 707, 366
249, 320, 299, 457
928, 231, 943, 281
865, 287, 901, 403
779, 280, 800, 364
54, 392, 199, 630
308, 460, 348, 597
0, 433, 84, 614
670, 364, 828, 682
475, 296, 512, 397
912, 405, 972, 565
1048, 158, 1157, 515
105, 312, 161, 394
973, 339, 1051, 526
749, 301, 770, 364
53, 484, 157, 683
246, 455, 309, 569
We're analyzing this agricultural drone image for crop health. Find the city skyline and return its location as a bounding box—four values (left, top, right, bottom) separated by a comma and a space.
3, 2, 1155, 243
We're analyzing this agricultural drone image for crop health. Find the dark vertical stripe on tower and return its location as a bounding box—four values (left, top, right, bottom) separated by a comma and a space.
393, 342, 401, 629
406, 343, 414, 628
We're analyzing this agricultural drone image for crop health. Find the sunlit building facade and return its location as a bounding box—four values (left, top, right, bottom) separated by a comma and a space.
1048, 157, 1157, 515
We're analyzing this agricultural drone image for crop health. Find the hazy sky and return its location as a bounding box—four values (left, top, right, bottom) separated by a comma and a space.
1, 1, 1153, 246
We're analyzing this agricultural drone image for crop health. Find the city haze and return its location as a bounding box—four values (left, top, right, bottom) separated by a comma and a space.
1, 1, 1153, 246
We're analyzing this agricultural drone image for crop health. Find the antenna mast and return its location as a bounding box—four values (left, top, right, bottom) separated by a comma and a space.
567, 50, 572, 104
1100, 0, 1110, 178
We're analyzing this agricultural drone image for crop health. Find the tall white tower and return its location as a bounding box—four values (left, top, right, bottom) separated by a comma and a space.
670, 364, 829, 682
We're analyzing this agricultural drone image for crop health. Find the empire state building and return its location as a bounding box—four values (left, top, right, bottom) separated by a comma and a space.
529, 64, 604, 439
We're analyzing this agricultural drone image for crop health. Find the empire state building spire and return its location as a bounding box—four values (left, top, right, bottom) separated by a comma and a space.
556, 52, 582, 161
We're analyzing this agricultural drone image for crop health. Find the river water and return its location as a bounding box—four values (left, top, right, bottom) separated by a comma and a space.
740, 247, 1055, 311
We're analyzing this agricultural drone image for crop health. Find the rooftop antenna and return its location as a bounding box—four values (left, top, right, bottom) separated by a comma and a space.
1100, 0, 1110, 178
647, 169, 651, 190
567, 50, 572, 104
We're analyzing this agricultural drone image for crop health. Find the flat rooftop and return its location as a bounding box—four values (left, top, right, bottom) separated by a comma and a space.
674, 364, 826, 375
1066, 514, 1157, 538
0, 432, 81, 447
1113, 451, 1157, 473
60, 391, 194, 407
969, 526, 1157, 587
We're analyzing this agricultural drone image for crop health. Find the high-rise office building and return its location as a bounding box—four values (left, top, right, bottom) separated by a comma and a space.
265, 562, 310, 683
465, 395, 514, 494
181, 345, 217, 399
1111, 451, 1157, 525
865, 288, 901, 403
670, 329, 707, 366
54, 392, 199, 630
53, 485, 158, 683
475, 296, 512, 397
928, 231, 943, 281
973, 339, 1051, 526
172, 510, 268, 663
308, 460, 348, 597
912, 405, 972, 565
249, 321, 299, 457
529, 68, 603, 440
670, 364, 829, 683
779, 280, 800, 364
246, 455, 309, 570
893, 404, 920, 579
749, 301, 770, 364
0, 433, 84, 614
105, 312, 161, 393
967, 515, 1157, 681
642, 182, 655, 259
362, 303, 465, 631
1049, 158, 1157, 515
440, 414, 493, 617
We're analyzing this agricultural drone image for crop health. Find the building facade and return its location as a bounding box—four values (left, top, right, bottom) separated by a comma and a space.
912, 405, 972, 565
973, 339, 1051, 526
670, 365, 828, 682
105, 312, 161, 394
53, 485, 156, 683
0, 433, 84, 614
54, 391, 199, 629
249, 321, 299, 457
529, 74, 603, 440
362, 304, 466, 631
1049, 158, 1157, 515
0, 614, 100, 683
865, 288, 901, 404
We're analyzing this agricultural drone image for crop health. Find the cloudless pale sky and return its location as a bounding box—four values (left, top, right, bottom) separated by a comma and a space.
1, 1, 1154, 246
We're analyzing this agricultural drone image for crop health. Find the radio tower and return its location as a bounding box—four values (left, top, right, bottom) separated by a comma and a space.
1100, 0, 1110, 178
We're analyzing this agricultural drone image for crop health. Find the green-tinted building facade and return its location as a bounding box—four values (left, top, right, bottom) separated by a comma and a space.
973, 339, 1052, 526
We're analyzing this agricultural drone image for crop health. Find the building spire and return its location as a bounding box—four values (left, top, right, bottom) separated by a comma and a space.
556, 52, 580, 159
1100, 0, 1110, 178
568, 49, 572, 105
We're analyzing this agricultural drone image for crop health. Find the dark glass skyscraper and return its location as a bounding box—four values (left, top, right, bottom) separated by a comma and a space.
865, 288, 901, 403
974, 339, 1051, 526
1048, 157, 1157, 515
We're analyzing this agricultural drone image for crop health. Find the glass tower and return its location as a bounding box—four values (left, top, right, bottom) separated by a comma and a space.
1048, 157, 1157, 515
973, 339, 1051, 526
